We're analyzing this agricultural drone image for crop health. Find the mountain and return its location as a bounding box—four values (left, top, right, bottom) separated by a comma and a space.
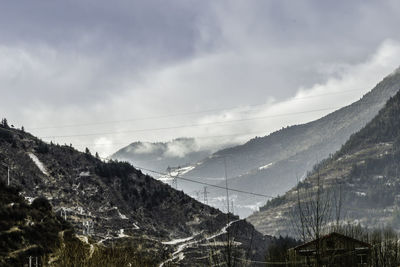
178, 68, 400, 217
0, 123, 270, 265
0, 181, 69, 266
0, 180, 160, 266
110, 138, 226, 173
247, 87, 400, 236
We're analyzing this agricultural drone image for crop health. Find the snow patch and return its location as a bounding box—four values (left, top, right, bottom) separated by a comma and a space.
158, 166, 195, 183
118, 229, 128, 238
159, 233, 199, 267
169, 165, 195, 176
159, 220, 241, 267
28, 152, 49, 176
117, 209, 128, 220
79, 171, 90, 177
24, 196, 35, 204
162, 235, 195, 245
259, 162, 274, 170
110, 206, 129, 220
206, 220, 240, 241
356, 191, 366, 197
236, 201, 264, 211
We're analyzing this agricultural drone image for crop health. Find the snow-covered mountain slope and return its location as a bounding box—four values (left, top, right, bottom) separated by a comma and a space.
110, 137, 230, 173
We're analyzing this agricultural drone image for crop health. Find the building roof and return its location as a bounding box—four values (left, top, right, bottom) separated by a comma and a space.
292, 232, 371, 251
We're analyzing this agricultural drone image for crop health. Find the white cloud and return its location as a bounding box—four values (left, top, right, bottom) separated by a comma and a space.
93, 137, 113, 158
132, 142, 158, 154
190, 39, 400, 144
1, 1, 400, 158
1, 39, 398, 158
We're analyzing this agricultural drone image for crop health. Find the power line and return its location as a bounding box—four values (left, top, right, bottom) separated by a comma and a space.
132, 165, 274, 198
54, 130, 275, 148
39, 106, 341, 139
27, 89, 362, 131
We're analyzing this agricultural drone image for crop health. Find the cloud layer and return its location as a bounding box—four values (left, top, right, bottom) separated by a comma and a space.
1, 1, 400, 157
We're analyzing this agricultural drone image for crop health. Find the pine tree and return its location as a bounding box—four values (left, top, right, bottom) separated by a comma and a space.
1, 118, 9, 128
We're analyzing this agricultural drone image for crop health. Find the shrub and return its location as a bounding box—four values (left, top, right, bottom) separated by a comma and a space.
31, 197, 52, 212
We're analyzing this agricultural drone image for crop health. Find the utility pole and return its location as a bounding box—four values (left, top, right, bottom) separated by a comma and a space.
223, 157, 232, 267
83, 221, 93, 235
224, 157, 230, 215
60, 208, 67, 221
172, 176, 177, 190
1, 163, 10, 186
168, 169, 178, 190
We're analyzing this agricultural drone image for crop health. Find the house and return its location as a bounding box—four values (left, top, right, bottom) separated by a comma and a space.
288, 232, 371, 266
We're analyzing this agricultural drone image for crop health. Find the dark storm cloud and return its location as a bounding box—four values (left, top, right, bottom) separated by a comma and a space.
0, 1, 206, 58
0, 0, 217, 107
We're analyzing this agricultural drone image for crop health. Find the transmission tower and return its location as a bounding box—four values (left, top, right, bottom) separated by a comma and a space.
203, 186, 208, 205
83, 220, 94, 235
168, 169, 178, 190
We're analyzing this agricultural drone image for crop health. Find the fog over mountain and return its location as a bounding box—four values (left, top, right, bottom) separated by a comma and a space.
110, 137, 236, 172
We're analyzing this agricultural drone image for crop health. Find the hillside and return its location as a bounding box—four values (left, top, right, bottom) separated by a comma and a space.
247, 88, 400, 236
179, 68, 400, 217
0, 122, 269, 265
0, 180, 162, 266
0, 181, 70, 266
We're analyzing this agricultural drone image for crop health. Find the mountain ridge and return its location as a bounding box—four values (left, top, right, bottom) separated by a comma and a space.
247, 88, 400, 236
110, 137, 232, 174
0, 123, 270, 265
178, 69, 400, 217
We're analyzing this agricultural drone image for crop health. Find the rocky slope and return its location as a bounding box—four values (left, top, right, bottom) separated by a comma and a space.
0, 181, 69, 266
248, 88, 400, 236
180, 68, 400, 217
0, 180, 160, 266
0, 123, 269, 265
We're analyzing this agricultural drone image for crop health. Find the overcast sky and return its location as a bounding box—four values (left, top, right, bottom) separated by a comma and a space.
1, 0, 400, 157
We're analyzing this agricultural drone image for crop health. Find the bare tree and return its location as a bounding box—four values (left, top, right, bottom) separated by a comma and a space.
291, 170, 344, 266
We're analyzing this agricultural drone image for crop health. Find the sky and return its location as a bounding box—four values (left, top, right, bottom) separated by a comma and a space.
1, 0, 400, 157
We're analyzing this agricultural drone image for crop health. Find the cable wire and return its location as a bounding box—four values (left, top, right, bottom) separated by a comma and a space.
132, 165, 274, 198
39, 106, 341, 139
27, 88, 362, 130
